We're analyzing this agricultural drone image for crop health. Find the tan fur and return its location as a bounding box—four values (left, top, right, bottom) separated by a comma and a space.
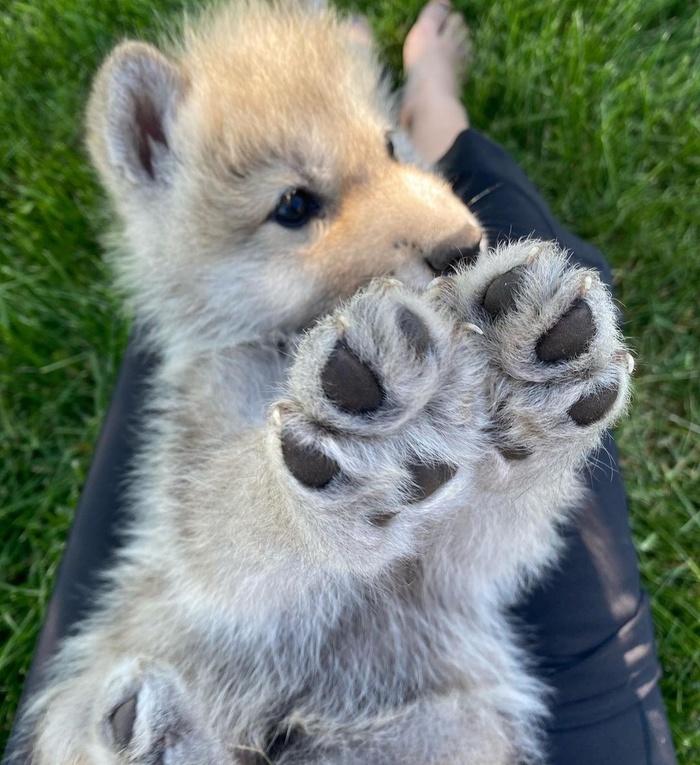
16, 3, 631, 765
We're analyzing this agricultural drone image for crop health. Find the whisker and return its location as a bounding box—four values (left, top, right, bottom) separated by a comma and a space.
465, 182, 505, 208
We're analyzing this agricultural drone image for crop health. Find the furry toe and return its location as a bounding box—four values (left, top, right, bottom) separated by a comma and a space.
481, 266, 527, 318
321, 341, 384, 413
568, 382, 621, 426
406, 460, 457, 502
397, 306, 433, 357
281, 431, 341, 488
109, 696, 137, 752
535, 298, 595, 362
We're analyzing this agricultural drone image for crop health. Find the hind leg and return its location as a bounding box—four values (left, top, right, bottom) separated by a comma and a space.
29, 659, 226, 765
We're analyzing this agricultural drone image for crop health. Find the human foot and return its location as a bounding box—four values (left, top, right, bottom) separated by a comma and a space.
401, 1, 471, 165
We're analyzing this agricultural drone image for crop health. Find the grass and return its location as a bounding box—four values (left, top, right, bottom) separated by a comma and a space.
1, 0, 698, 759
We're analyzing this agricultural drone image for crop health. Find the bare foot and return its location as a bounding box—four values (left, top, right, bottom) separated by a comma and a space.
401, 1, 471, 165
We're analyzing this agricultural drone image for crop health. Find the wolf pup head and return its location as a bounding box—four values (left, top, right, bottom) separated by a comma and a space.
87, 0, 483, 352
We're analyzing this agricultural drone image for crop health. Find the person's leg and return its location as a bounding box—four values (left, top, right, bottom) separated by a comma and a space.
400, 0, 470, 165
402, 2, 676, 763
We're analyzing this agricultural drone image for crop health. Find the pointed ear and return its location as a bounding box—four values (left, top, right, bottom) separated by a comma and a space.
87, 41, 187, 189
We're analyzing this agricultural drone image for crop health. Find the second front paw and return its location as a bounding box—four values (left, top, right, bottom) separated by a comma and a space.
267, 279, 483, 572
98, 660, 225, 765
437, 238, 632, 473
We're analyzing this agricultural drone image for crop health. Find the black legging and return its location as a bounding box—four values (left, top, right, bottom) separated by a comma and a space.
2, 130, 678, 765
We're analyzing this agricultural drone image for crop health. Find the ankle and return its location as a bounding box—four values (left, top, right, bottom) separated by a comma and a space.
401, 93, 468, 165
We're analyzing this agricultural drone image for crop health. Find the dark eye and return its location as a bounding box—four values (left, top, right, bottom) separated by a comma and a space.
273, 188, 320, 228
386, 135, 396, 160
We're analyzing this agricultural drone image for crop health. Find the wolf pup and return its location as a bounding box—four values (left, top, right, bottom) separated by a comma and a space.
18, 2, 632, 764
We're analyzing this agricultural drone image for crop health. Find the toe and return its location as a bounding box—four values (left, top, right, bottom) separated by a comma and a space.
281, 432, 340, 489
404, 1, 453, 68
110, 696, 137, 753
568, 383, 620, 426
406, 460, 457, 502
440, 8, 469, 38
536, 299, 595, 362
418, 0, 453, 33
321, 342, 384, 414
481, 266, 528, 318
397, 306, 433, 357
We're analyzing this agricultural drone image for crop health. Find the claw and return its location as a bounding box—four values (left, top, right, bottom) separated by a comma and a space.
614, 351, 635, 375
380, 277, 404, 292
334, 313, 350, 333
428, 275, 453, 291
270, 401, 295, 429
525, 244, 542, 263
270, 405, 283, 429
581, 274, 593, 293
427, 275, 457, 306
463, 322, 484, 335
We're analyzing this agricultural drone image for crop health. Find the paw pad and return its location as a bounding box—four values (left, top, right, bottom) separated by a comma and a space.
321, 341, 383, 413
482, 266, 527, 318
110, 695, 137, 752
281, 432, 340, 489
369, 510, 400, 527
536, 298, 595, 362
497, 444, 532, 461
568, 383, 619, 426
396, 306, 431, 357
406, 460, 457, 502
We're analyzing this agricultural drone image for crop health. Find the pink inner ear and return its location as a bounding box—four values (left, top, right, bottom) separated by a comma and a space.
134, 94, 168, 179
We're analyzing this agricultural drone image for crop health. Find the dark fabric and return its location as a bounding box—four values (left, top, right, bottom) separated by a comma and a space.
437, 129, 614, 287
4, 129, 677, 765
544, 685, 676, 765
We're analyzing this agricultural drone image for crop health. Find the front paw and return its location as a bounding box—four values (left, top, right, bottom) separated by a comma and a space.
267, 279, 476, 571
438, 239, 632, 467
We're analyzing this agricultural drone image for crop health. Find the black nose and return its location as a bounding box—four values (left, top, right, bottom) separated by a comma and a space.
425, 240, 481, 274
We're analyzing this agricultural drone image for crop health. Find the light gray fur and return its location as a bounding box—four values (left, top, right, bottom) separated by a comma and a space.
16, 3, 632, 765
